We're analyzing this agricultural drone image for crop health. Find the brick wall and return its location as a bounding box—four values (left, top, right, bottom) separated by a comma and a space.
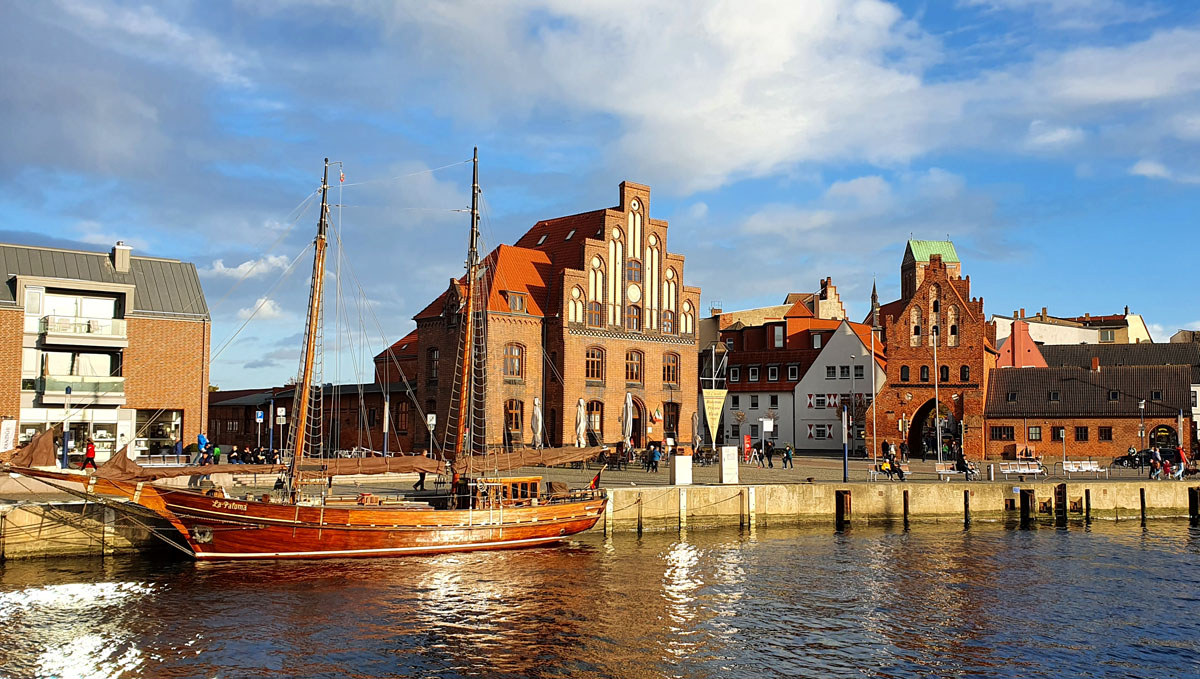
124, 316, 209, 446
0, 309, 23, 421
982, 415, 1193, 460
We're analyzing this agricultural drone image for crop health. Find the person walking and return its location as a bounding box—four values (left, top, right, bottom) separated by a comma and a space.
651, 445, 662, 473
899, 441, 909, 463
782, 444, 794, 469
192, 433, 208, 465
765, 440, 775, 469
412, 448, 430, 491
880, 439, 890, 463
80, 438, 97, 470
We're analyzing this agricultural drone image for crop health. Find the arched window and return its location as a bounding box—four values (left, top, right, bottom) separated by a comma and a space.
662, 310, 675, 334
664, 402, 680, 438
626, 305, 642, 331
504, 399, 524, 447
933, 299, 940, 313
940, 365, 950, 382
900, 365, 910, 382
626, 350, 644, 383
585, 347, 605, 381
587, 400, 604, 443
960, 365, 970, 382
910, 306, 922, 347
920, 365, 930, 382
627, 259, 643, 283
568, 286, 585, 323
947, 305, 960, 347
931, 325, 940, 346
502, 343, 524, 379
587, 301, 603, 327
663, 353, 680, 385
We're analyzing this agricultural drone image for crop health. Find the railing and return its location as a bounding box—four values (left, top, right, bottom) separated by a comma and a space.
42, 375, 126, 395
37, 315, 126, 337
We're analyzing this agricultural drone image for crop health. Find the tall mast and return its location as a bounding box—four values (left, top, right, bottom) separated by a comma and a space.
287, 158, 331, 500
454, 148, 481, 460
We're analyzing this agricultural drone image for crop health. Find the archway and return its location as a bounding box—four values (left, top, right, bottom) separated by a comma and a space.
1149, 425, 1177, 448
907, 398, 954, 458
631, 397, 645, 449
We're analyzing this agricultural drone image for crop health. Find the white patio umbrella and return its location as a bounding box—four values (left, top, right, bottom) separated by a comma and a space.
691, 410, 701, 452
531, 397, 544, 449
575, 398, 587, 447
622, 392, 634, 449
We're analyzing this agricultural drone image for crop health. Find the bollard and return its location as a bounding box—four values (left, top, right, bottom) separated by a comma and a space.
1140, 487, 1147, 525
637, 492, 644, 536
1019, 488, 1035, 529
739, 488, 745, 528
1085, 488, 1092, 525
835, 489, 852, 530
987, 463, 994, 482
678, 488, 687, 531
963, 489, 971, 528
748, 487, 757, 530
1189, 487, 1200, 526
903, 489, 910, 529
1054, 483, 1067, 527
605, 496, 614, 536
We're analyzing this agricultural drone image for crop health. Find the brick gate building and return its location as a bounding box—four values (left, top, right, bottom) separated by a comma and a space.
414, 181, 700, 453
866, 241, 998, 460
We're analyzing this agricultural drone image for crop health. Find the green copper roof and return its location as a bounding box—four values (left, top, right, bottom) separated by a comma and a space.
906, 240, 959, 263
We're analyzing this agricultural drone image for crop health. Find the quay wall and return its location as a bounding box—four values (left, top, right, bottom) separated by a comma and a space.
0, 502, 164, 560
599, 480, 1199, 532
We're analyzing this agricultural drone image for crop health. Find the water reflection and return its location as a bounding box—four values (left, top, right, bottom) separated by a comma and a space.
0, 521, 1197, 678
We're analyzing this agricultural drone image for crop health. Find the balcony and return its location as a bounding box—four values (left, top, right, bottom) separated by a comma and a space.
29, 315, 128, 348
39, 375, 126, 406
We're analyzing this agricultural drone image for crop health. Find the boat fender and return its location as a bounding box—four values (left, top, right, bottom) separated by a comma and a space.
191, 526, 214, 543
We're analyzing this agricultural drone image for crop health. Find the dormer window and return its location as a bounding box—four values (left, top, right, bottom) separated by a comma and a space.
565, 229, 576, 240
536, 235, 547, 245
507, 292, 526, 313
1049, 391, 1060, 402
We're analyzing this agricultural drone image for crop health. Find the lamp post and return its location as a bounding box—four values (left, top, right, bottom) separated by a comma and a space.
871, 321, 879, 470
61, 385, 72, 469
849, 354, 857, 459
1139, 399, 1145, 451
933, 326, 942, 464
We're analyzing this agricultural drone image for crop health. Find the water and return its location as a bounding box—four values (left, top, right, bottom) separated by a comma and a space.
1, 521, 1199, 678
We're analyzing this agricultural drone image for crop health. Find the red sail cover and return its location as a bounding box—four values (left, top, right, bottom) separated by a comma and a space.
0, 426, 61, 467
91, 446, 444, 482
452, 446, 606, 475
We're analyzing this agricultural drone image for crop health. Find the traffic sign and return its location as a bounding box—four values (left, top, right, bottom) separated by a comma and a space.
255, 410, 264, 423
276, 407, 285, 416
426, 413, 436, 428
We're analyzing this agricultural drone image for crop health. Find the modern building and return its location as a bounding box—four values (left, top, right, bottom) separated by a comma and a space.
2, 241, 209, 461
415, 181, 700, 452
866, 240, 998, 460
993, 307, 1154, 346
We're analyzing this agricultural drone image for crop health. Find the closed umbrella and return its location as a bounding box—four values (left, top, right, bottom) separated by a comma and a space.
622, 392, 634, 449
575, 398, 587, 447
691, 409, 701, 452
531, 397, 544, 449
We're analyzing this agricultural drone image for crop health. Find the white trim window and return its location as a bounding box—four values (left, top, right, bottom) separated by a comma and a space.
748, 366, 759, 382
814, 394, 827, 408
788, 365, 799, 381
826, 366, 836, 379
767, 366, 779, 381
730, 367, 740, 382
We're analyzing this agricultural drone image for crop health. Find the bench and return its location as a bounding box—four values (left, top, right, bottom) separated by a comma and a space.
999, 461, 1046, 479
1060, 460, 1109, 479
935, 462, 976, 481
869, 463, 910, 481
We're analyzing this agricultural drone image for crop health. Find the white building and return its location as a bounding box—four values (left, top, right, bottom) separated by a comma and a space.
793, 320, 887, 455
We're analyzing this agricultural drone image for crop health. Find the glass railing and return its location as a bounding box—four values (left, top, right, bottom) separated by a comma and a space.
43, 375, 126, 395
39, 315, 126, 337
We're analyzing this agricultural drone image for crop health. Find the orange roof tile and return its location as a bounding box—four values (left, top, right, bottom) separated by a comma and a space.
375, 328, 418, 362
512, 209, 606, 274
413, 245, 554, 321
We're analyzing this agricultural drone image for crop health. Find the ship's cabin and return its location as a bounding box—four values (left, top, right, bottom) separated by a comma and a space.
476, 476, 541, 507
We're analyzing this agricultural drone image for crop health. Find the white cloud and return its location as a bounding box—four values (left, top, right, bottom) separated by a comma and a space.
960, 0, 1162, 30
52, 0, 251, 86
1128, 159, 1200, 183
237, 297, 284, 320
1026, 120, 1084, 147
202, 254, 291, 279
683, 202, 709, 221
73, 220, 148, 251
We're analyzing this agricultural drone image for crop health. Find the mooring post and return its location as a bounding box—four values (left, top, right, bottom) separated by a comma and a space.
1085, 488, 1092, 524
963, 489, 971, 527
748, 487, 756, 530
903, 489, 910, 529
604, 494, 614, 536
835, 489, 851, 530
637, 492, 644, 536
1188, 487, 1200, 526
1140, 487, 1147, 525
739, 488, 745, 528
1054, 483, 1067, 527
1019, 488, 1035, 529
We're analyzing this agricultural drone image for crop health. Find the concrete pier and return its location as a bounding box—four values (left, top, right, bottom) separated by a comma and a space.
0, 501, 165, 560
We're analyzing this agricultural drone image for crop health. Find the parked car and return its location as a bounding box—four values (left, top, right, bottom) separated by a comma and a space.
1111, 448, 1183, 468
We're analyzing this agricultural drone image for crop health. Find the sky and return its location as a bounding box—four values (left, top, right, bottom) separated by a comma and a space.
3, 0, 1199, 390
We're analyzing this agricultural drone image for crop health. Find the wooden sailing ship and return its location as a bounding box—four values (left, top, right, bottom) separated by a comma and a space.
2, 151, 607, 559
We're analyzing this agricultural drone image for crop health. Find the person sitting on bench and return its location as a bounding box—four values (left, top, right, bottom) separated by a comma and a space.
881, 450, 905, 481
954, 451, 977, 480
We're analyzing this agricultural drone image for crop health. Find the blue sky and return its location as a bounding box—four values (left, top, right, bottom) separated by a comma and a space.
2, 0, 1199, 389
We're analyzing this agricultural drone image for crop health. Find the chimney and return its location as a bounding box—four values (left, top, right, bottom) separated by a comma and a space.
1084, 312, 1090, 321
1091, 356, 1100, 373
1124, 305, 1129, 315
1019, 308, 1025, 319
1040, 306, 1047, 319
111, 241, 132, 273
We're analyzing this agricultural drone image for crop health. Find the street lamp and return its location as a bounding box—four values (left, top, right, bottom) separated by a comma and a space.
1139, 399, 1146, 451
933, 325, 942, 464
849, 354, 856, 457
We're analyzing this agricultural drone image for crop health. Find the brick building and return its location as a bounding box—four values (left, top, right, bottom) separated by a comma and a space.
414, 181, 700, 453
1, 241, 209, 461
984, 364, 1193, 459
373, 328, 418, 385
866, 240, 998, 460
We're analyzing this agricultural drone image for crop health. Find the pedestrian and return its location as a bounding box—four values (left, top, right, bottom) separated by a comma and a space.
413, 448, 429, 491
80, 438, 97, 470
765, 440, 775, 469
172, 436, 183, 463
212, 444, 222, 465
880, 439, 890, 462
192, 433, 208, 465
899, 440, 909, 463
783, 444, 794, 469
651, 445, 662, 473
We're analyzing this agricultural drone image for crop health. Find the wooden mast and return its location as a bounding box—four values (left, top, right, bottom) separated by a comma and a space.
287, 158, 331, 501
454, 148, 481, 462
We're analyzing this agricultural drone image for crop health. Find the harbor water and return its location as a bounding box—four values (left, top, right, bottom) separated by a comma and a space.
1, 520, 1198, 678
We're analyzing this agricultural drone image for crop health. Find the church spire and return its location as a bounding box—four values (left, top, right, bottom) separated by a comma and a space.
870, 278, 879, 328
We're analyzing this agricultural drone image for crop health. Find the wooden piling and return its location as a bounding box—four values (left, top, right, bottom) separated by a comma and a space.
835, 490, 851, 530
1189, 487, 1199, 526
637, 492, 643, 536
963, 489, 971, 527
1140, 487, 1146, 525
903, 489, 910, 529
1084, 488, 1092, 525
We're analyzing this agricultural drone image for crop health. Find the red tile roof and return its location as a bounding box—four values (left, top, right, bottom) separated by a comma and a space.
413, 245, 554, 321
512, 209, 606, 274
375, 328, 418, 363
